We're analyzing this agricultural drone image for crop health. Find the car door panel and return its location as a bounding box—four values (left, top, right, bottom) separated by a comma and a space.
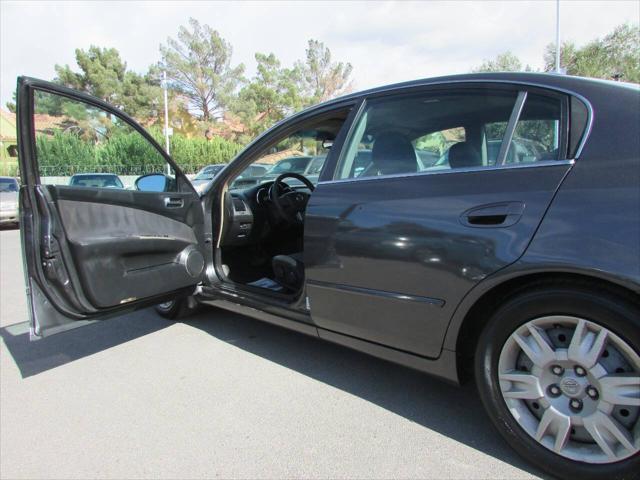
17, 77, 205, 337
305, 163, 572, 358
54, 195, 200, 309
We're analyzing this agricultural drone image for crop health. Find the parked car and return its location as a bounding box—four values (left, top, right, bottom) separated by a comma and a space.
14, 74, 640, 480
258, 155, 327, 187
0, 176, 19, 226
229, 163, 270, 190
69, 173, 124, 189
192, 164, 271, 192
191, 164, 228, 189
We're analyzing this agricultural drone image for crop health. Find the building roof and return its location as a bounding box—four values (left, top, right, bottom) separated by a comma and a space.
0, 109, 16, 142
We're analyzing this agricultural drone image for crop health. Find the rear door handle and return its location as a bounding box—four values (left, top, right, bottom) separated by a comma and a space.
460, 202, 525, 228
164, 197, 184, 208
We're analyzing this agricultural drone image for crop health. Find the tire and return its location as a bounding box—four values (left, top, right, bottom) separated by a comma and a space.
475, 284, 640, 480
154, 297, 198, 320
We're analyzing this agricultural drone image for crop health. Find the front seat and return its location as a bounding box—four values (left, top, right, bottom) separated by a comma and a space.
363, 132, 418, 176
448, 142, 482, 168
272, 253, 304, 291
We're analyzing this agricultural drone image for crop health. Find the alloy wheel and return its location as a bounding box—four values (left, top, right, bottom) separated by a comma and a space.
498, 315, 640, 463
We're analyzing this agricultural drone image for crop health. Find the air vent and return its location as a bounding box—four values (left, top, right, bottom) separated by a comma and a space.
232, 198, 247, 212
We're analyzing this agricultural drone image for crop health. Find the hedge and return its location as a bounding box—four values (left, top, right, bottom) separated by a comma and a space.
35, 129, 243, 177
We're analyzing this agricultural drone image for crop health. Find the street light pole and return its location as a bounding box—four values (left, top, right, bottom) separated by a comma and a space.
555, 0, 561, 73
163, 71, 171, 175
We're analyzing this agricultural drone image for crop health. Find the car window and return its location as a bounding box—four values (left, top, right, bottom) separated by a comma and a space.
227, 109, 351, 190
32, 90, 177, 191
195, 165, 224, 180
414, 127, 466, 170
269, 157, 311, 174
485, 94, 562, 164
305, 156, 326, 176
509, 94, 563, 162
239, 165, 268, 179
252, 165, 269, 177
336, 89, 563, 180
0, 178, 19, 192
69, 174, 124, 189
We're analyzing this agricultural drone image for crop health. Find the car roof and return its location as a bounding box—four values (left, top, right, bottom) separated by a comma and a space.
282, 72, 638, 127
71, 173, 119, 177
327, 72, 638, 104
277, 156, 312, 162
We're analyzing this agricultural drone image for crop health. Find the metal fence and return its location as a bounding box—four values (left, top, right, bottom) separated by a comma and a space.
39, 164, 169, 177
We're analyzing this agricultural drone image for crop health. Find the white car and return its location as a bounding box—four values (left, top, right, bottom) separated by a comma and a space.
0, 176, 19, 226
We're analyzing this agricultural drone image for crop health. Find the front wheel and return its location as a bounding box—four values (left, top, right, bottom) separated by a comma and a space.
154, 297, 198, 320
475, 285, 640, 480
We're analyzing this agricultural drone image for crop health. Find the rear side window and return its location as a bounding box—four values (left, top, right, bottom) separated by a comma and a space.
508, 94, 563, 163
0, 178, 19, 192
485, 95, 562, 165
335, 88, 566, 180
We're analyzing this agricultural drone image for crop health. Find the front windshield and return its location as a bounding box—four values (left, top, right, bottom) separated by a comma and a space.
195, 165, 224, 180
70, 175, 124, 188
268, 157, 311, 174
0, 179, 18, 192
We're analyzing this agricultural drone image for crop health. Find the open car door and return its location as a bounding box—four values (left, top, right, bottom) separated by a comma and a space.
17, 77, 206, 338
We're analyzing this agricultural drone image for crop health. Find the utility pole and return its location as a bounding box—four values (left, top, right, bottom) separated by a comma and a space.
163, 71, 171, 175
555, 0, 561, 73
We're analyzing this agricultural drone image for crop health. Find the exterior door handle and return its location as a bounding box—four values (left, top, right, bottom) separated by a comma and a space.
460, 202, 525, 228
164, 197, 184, 208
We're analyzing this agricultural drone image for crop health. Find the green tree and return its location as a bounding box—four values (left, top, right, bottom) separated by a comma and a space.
5, 92, 16, 113
56, 47, 126, 103
472, 51, 531, 72
159, 18, 245, 121
544, 23, 640, 82
54, 46, 162, 118
296, 39, 353, 104
232, 52, 305, 139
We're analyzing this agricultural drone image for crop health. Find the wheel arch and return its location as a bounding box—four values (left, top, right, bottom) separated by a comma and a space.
447, 268, 640, 384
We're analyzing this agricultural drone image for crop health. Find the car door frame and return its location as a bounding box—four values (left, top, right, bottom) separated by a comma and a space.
17, 77, 205, 336
196, 98, 363, 314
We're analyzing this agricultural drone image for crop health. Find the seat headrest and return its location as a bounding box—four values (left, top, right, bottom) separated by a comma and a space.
371, 132, 417, 175
448, 142, 482, 169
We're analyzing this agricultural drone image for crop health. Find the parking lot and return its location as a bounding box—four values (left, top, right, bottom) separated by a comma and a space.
0, 227, 543, 479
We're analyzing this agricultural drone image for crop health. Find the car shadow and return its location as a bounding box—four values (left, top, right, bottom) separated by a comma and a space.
0, 309, 171, 378
184, 306, 549, 478
1, 304, 547, 478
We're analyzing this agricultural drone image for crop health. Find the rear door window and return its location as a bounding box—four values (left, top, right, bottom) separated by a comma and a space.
335, 88, 566, 180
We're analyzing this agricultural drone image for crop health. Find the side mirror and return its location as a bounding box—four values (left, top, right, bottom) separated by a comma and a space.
135, 173, 169, 192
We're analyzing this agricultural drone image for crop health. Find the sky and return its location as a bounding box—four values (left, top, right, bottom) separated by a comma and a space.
1, 0, 638, 108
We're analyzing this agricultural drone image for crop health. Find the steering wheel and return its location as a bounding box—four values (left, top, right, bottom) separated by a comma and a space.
269, 173, 315, 225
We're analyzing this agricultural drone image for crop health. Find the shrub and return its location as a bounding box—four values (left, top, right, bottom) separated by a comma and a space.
34, 129, 243, 176
36, 131, 95, 176
169, 134, 242, 173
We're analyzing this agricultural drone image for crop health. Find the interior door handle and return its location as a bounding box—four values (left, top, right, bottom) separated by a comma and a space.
460, 202, 525, 228
164, 197, 184, 208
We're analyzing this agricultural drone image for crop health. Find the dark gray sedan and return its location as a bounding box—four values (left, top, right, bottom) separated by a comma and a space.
15, 73, 640, 480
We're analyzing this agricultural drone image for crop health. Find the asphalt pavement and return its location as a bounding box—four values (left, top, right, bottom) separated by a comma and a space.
0, 227, 543, 479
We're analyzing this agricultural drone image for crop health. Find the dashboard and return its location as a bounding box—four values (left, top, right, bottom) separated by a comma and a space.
222, 181, 310, 246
